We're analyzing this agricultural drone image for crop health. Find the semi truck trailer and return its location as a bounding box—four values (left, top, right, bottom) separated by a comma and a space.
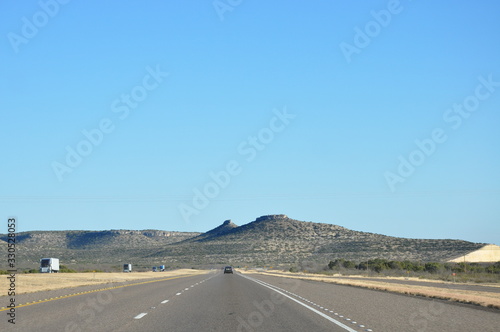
40, 258, 59, 273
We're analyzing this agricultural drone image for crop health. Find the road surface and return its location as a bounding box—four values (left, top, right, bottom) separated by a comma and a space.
261, 271, 500, 293
1, 270, 499, 331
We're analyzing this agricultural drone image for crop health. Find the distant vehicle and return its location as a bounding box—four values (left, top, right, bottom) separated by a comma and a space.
123, 264, 132, 272
224, 266, 233, 274
159, 265, 165, 272
152, 266, 157, 272
40, 258, 59, 273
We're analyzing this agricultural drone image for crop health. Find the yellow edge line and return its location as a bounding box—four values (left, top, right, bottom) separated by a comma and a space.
0, 274, 202, 311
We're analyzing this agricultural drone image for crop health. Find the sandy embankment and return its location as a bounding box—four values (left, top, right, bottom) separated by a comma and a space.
1, 269, 208, 295
242, 270, 500, 309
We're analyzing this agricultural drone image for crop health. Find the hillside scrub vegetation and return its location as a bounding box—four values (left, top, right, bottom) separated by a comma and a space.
290, 259, 500, 283
2, 216, 496, 270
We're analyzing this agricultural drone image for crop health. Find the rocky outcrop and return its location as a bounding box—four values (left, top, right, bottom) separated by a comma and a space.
255, 214, 289, 222
188, 219, 238, 242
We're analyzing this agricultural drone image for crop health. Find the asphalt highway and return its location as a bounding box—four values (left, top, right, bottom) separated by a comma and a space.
261, 271, 500, 293
1, 270, 499, 331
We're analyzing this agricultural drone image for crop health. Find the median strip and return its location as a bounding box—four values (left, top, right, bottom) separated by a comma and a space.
0, 274, 198, 312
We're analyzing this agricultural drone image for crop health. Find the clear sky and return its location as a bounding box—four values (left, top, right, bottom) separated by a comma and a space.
1, 1, 499, 245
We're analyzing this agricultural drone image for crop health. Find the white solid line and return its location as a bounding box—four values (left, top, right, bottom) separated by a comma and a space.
240, 275, 358, 332
161, 300, 169, 304
134, 313, 147, 319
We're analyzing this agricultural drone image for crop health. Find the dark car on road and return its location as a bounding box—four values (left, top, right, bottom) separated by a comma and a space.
223, 266, 233, 274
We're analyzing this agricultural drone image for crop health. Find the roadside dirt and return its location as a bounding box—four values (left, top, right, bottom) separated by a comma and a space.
242, 270, 500, 309
0, 269, 207, 295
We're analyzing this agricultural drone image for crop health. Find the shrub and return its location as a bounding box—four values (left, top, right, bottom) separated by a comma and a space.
329, 259, 356, 270
343, 260, 356, 269
424, 262, 443, 274
59, 265, 77, 273
323, 259, 500, 282
328, 259, 343, 270
388, 260, 403, 270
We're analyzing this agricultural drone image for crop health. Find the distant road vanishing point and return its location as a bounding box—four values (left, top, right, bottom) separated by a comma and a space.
1, 269, 499, 331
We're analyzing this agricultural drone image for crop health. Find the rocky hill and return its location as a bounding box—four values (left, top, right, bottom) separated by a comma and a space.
189, 219, 238, 241
150, 215, 485, 265
0, 229, 200, 270
0, 215, 487, 270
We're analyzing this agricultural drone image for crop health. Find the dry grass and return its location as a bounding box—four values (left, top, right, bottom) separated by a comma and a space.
0, 269, 207, 295
242, 270, 500, 309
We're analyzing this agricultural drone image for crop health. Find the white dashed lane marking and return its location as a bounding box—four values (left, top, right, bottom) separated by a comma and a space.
240, 274, 374, 332
132, 274, 217, 322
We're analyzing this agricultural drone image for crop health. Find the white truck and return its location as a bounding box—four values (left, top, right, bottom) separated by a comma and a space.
123, 263, 132, 272
40, 258, 60, 273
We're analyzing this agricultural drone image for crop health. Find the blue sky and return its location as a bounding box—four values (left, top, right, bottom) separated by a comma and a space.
1, 0, 499, 245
